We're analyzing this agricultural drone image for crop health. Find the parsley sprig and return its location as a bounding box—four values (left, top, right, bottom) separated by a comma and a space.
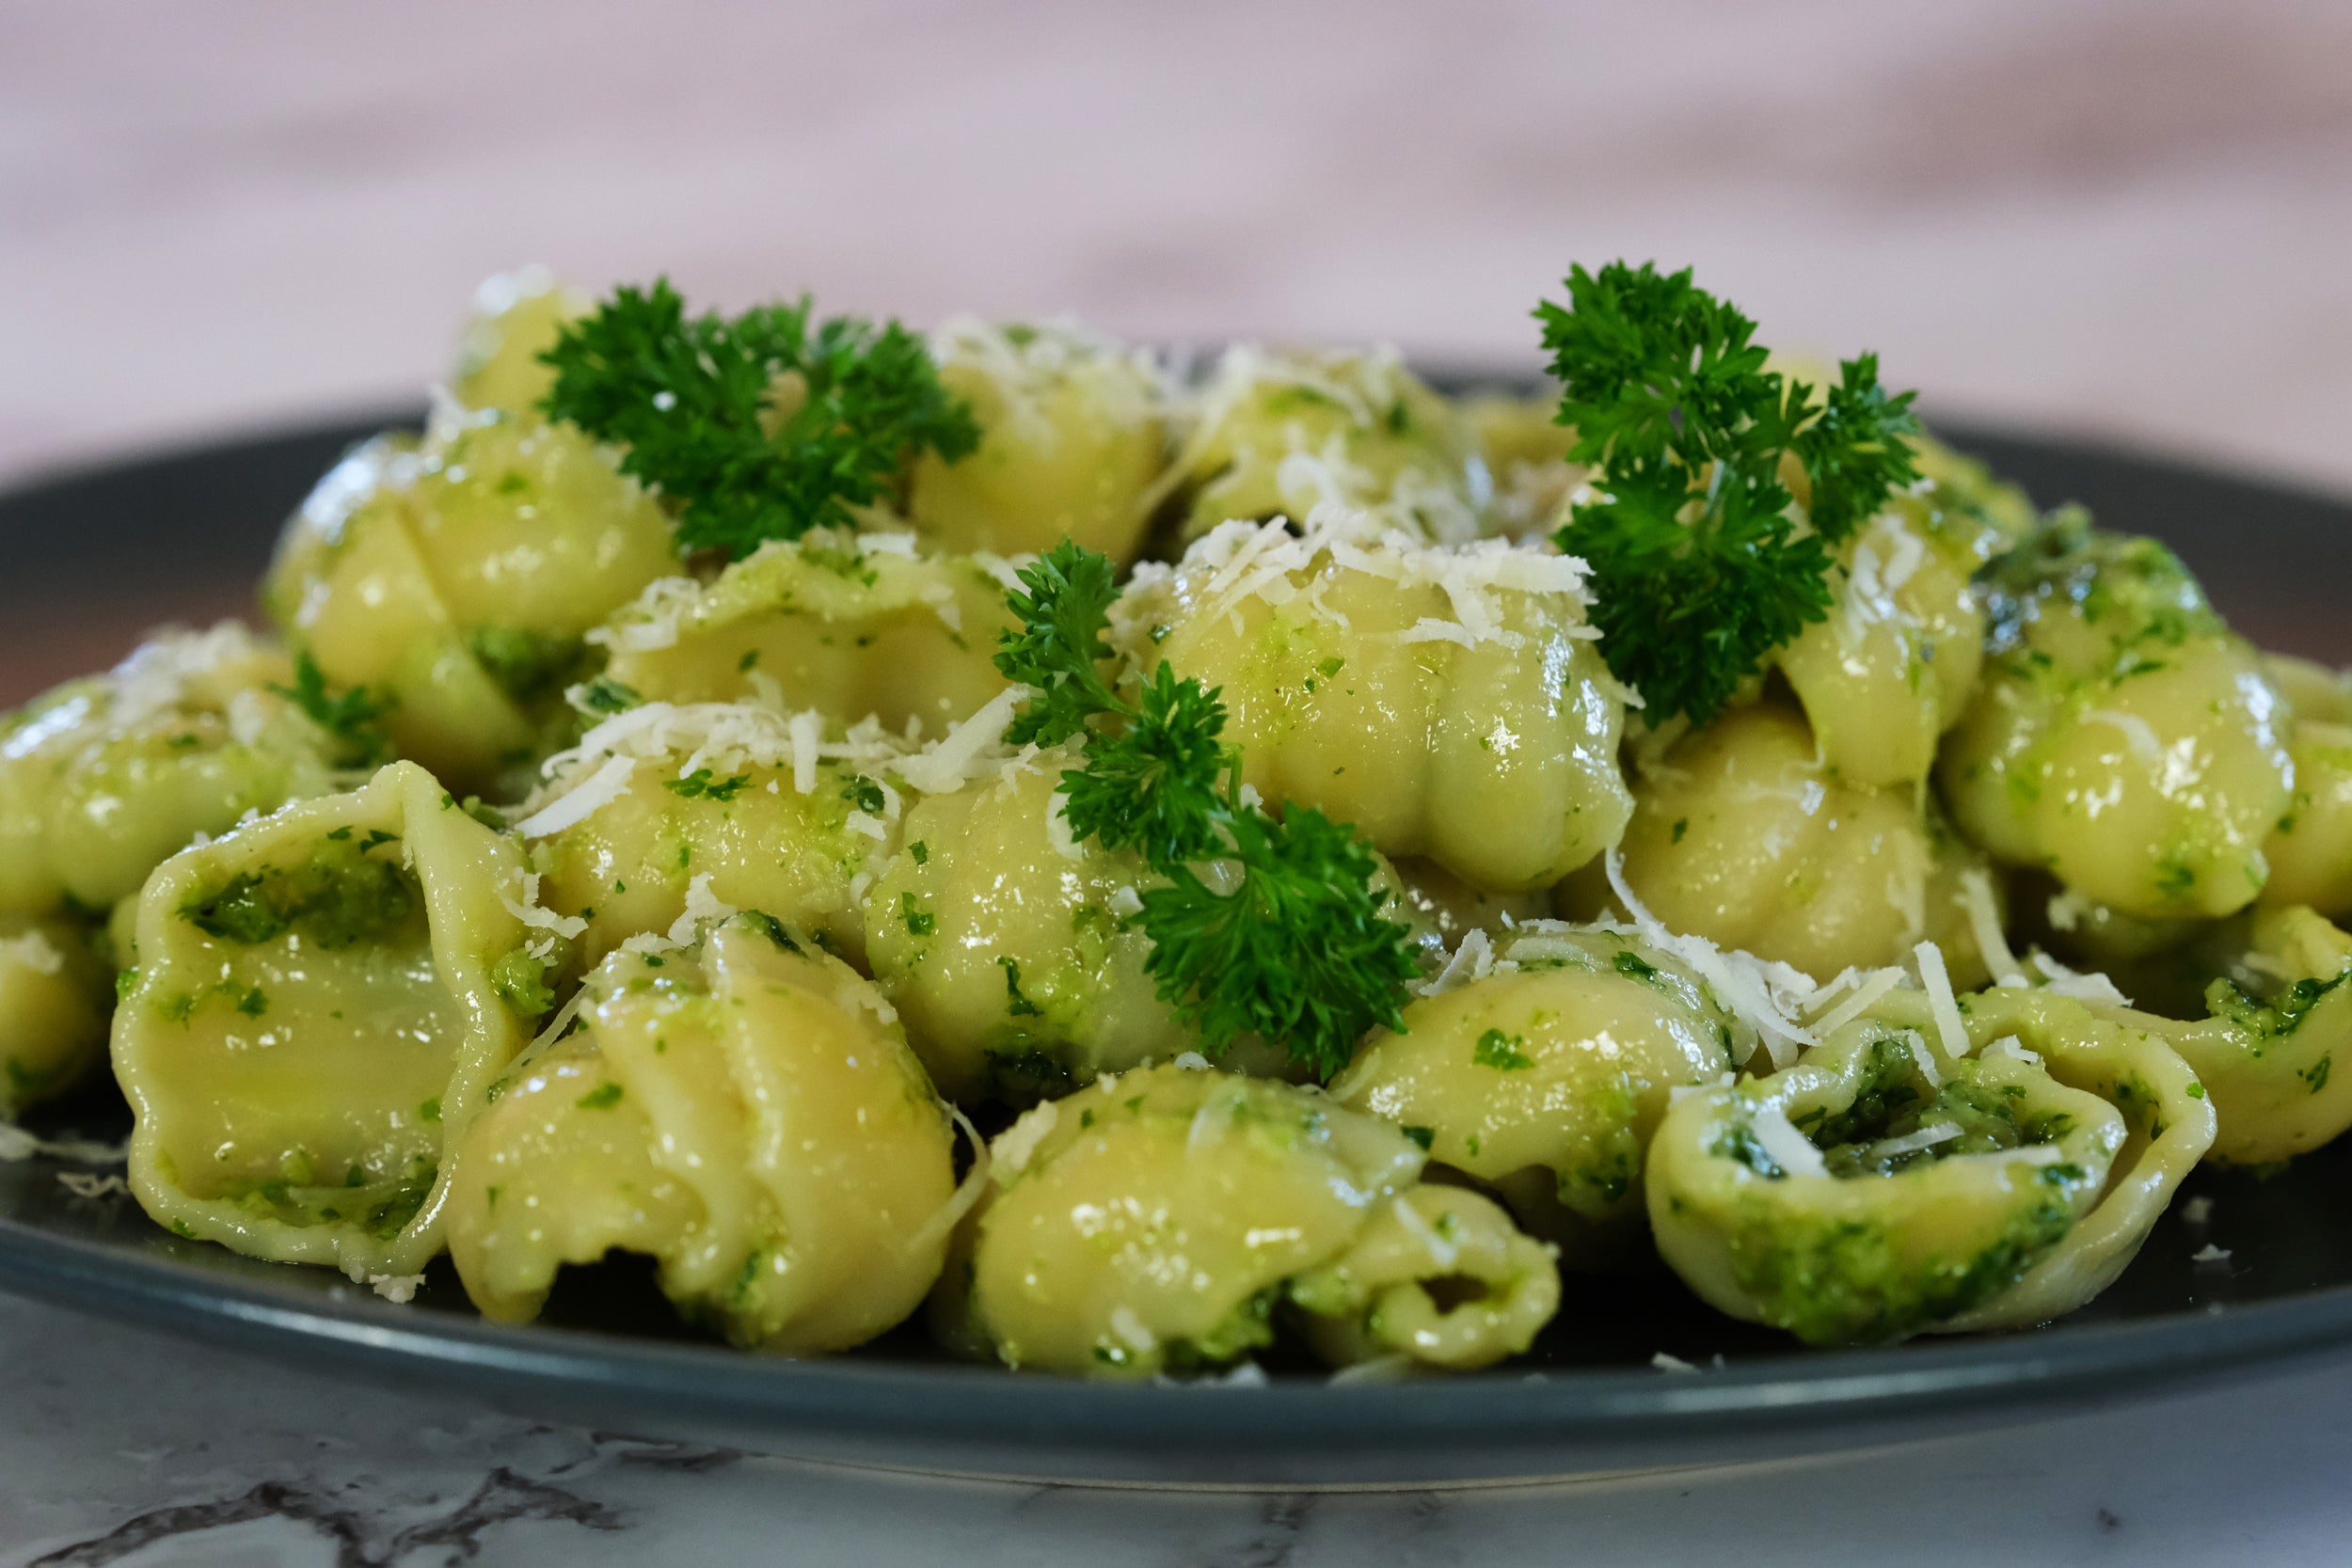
1538, 261, 1920, 725
538, 278, 978, 561
994, 543, 1419, 1078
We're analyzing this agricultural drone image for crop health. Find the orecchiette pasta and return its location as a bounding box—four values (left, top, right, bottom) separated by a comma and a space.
266, 409, 677, 794
1331, 928, 1742, 1262
0, 625, 342, 918
1120, 511, 1631, 892
516, 700, 905, 969
1770, 503, 1991, 789
862, 753, 1202, 1102
445, 917, 960, 1353
1161, 346, 1489, 546
451, 266, 590, 415
941, 1063, 1554, 1375
1939, 513, 2294, 921
115, 761, 547, 1278
2106, 905, 2352, 1166
1595, 701, 1994, 985
1648, 984, 2212, 1344
0, 913, 110, 1117
906, 319, 1171, 563
594, 530, 1017, 736
1287, 1184, 1561, 1370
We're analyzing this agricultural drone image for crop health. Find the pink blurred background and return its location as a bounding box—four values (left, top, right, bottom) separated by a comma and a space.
4, 0, 2349, 482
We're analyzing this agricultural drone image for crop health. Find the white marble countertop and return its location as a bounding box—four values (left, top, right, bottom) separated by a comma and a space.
4, 1290, 2352, 1567
8, 4, 2352, 1561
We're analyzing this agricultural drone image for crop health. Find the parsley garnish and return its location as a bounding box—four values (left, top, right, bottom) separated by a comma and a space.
995, 542, 1419, 1078
665, 768, 750, 801
538, 278, 979, 560
1537, 261, 1919, 724
272, 653, 392, 768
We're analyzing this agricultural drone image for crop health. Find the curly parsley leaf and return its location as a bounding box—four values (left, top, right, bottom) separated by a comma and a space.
272, 653, 392, 768
1536, 261, 1918, 725
538, 278, 978, 562
993, 542, 1123, 747
993, 542, 1415, 1077
1136, 804, 1419, 1081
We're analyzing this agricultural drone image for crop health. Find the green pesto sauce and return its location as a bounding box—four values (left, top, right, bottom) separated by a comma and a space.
178, 839, 416, 950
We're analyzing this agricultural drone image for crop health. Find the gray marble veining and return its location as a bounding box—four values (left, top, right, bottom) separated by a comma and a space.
7, 1290, 2352, 1567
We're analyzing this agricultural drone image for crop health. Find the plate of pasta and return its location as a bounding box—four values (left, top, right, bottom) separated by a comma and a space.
5, 263, 2352, 1485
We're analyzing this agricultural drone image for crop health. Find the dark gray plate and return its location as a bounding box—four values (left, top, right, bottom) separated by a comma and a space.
2, 404, 2349, 1487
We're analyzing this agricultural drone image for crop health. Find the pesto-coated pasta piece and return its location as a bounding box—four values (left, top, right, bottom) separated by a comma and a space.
115, 761, 549, 1278
451, 266, 589, 415
906, 319, 1170, 562
0, 914, 110, 1117
1938, 513, 2293, 921
1119, 512, 1630, 892
863, 753, 1200, 1103
1458, 391, 1579, 540
941, 1063, 1431, 1376
1770, 502, 1992, 789
596, 530, 1017, 736
265, 407, 677, 793
444, 917, 960, 1353
516, 701, 907, 969
2260, 653, 2352, 725
1288, 1185, 1560, 1370
1331, 927, 1742, 1261
1648, 983, 2212, 1344
1597, 701, 1993, 985
2105, 905, 2352, 1166
1162, 346, 1489, 546
2262, 721, 2352, 918
0, 625, 342, 917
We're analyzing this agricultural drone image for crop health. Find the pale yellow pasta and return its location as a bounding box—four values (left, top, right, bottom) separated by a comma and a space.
265, 410, 676, 794
1595, 701, 1992, 985
1163, 346, 1488, 546
1458, 391, 1580, 540
1120, 514, 1629, 892
0, 626, 342, 918
451, 267, 590, 415
2102, 906, 2352, 1166
444, 917, 959, 1353
1938, 514, 2293, 921
1771, 505, 1991, 789
595, 530, 1016, 736
1331, 930, 1741, 1261
519, 704, 900, 969
862, 754, 1199, 1102
941, 1063, 1430, 1376
1288, 1185, 1560, 1370
0, 913, 110, 1117
1647, 984, 2210, 1344
906, 319, 1170, 562
115, 761, 544, 1278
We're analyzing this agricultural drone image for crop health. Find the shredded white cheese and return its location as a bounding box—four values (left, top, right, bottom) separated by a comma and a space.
992, 1100, 1060, 1179
895, 686, 1028, 796
1958, 868, 2026, 987
1748, 1101, 1827, 1178
1606, 849, 1817, 1068
1867, 1121, 1963, 1161
0, 930, 64, 976
1914, 941, 1973, 1061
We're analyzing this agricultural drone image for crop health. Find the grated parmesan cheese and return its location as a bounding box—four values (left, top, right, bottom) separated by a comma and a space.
993, 1100, 1060, 1179
894, 685, 1028, 795
1914, 941, 1973, 1061
0, 930, 64, 976
666, 874, 739, 946
1958, 868, 2026, 987
1605, 849, 1817, 1069
1748, 1101, 1827, 1178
